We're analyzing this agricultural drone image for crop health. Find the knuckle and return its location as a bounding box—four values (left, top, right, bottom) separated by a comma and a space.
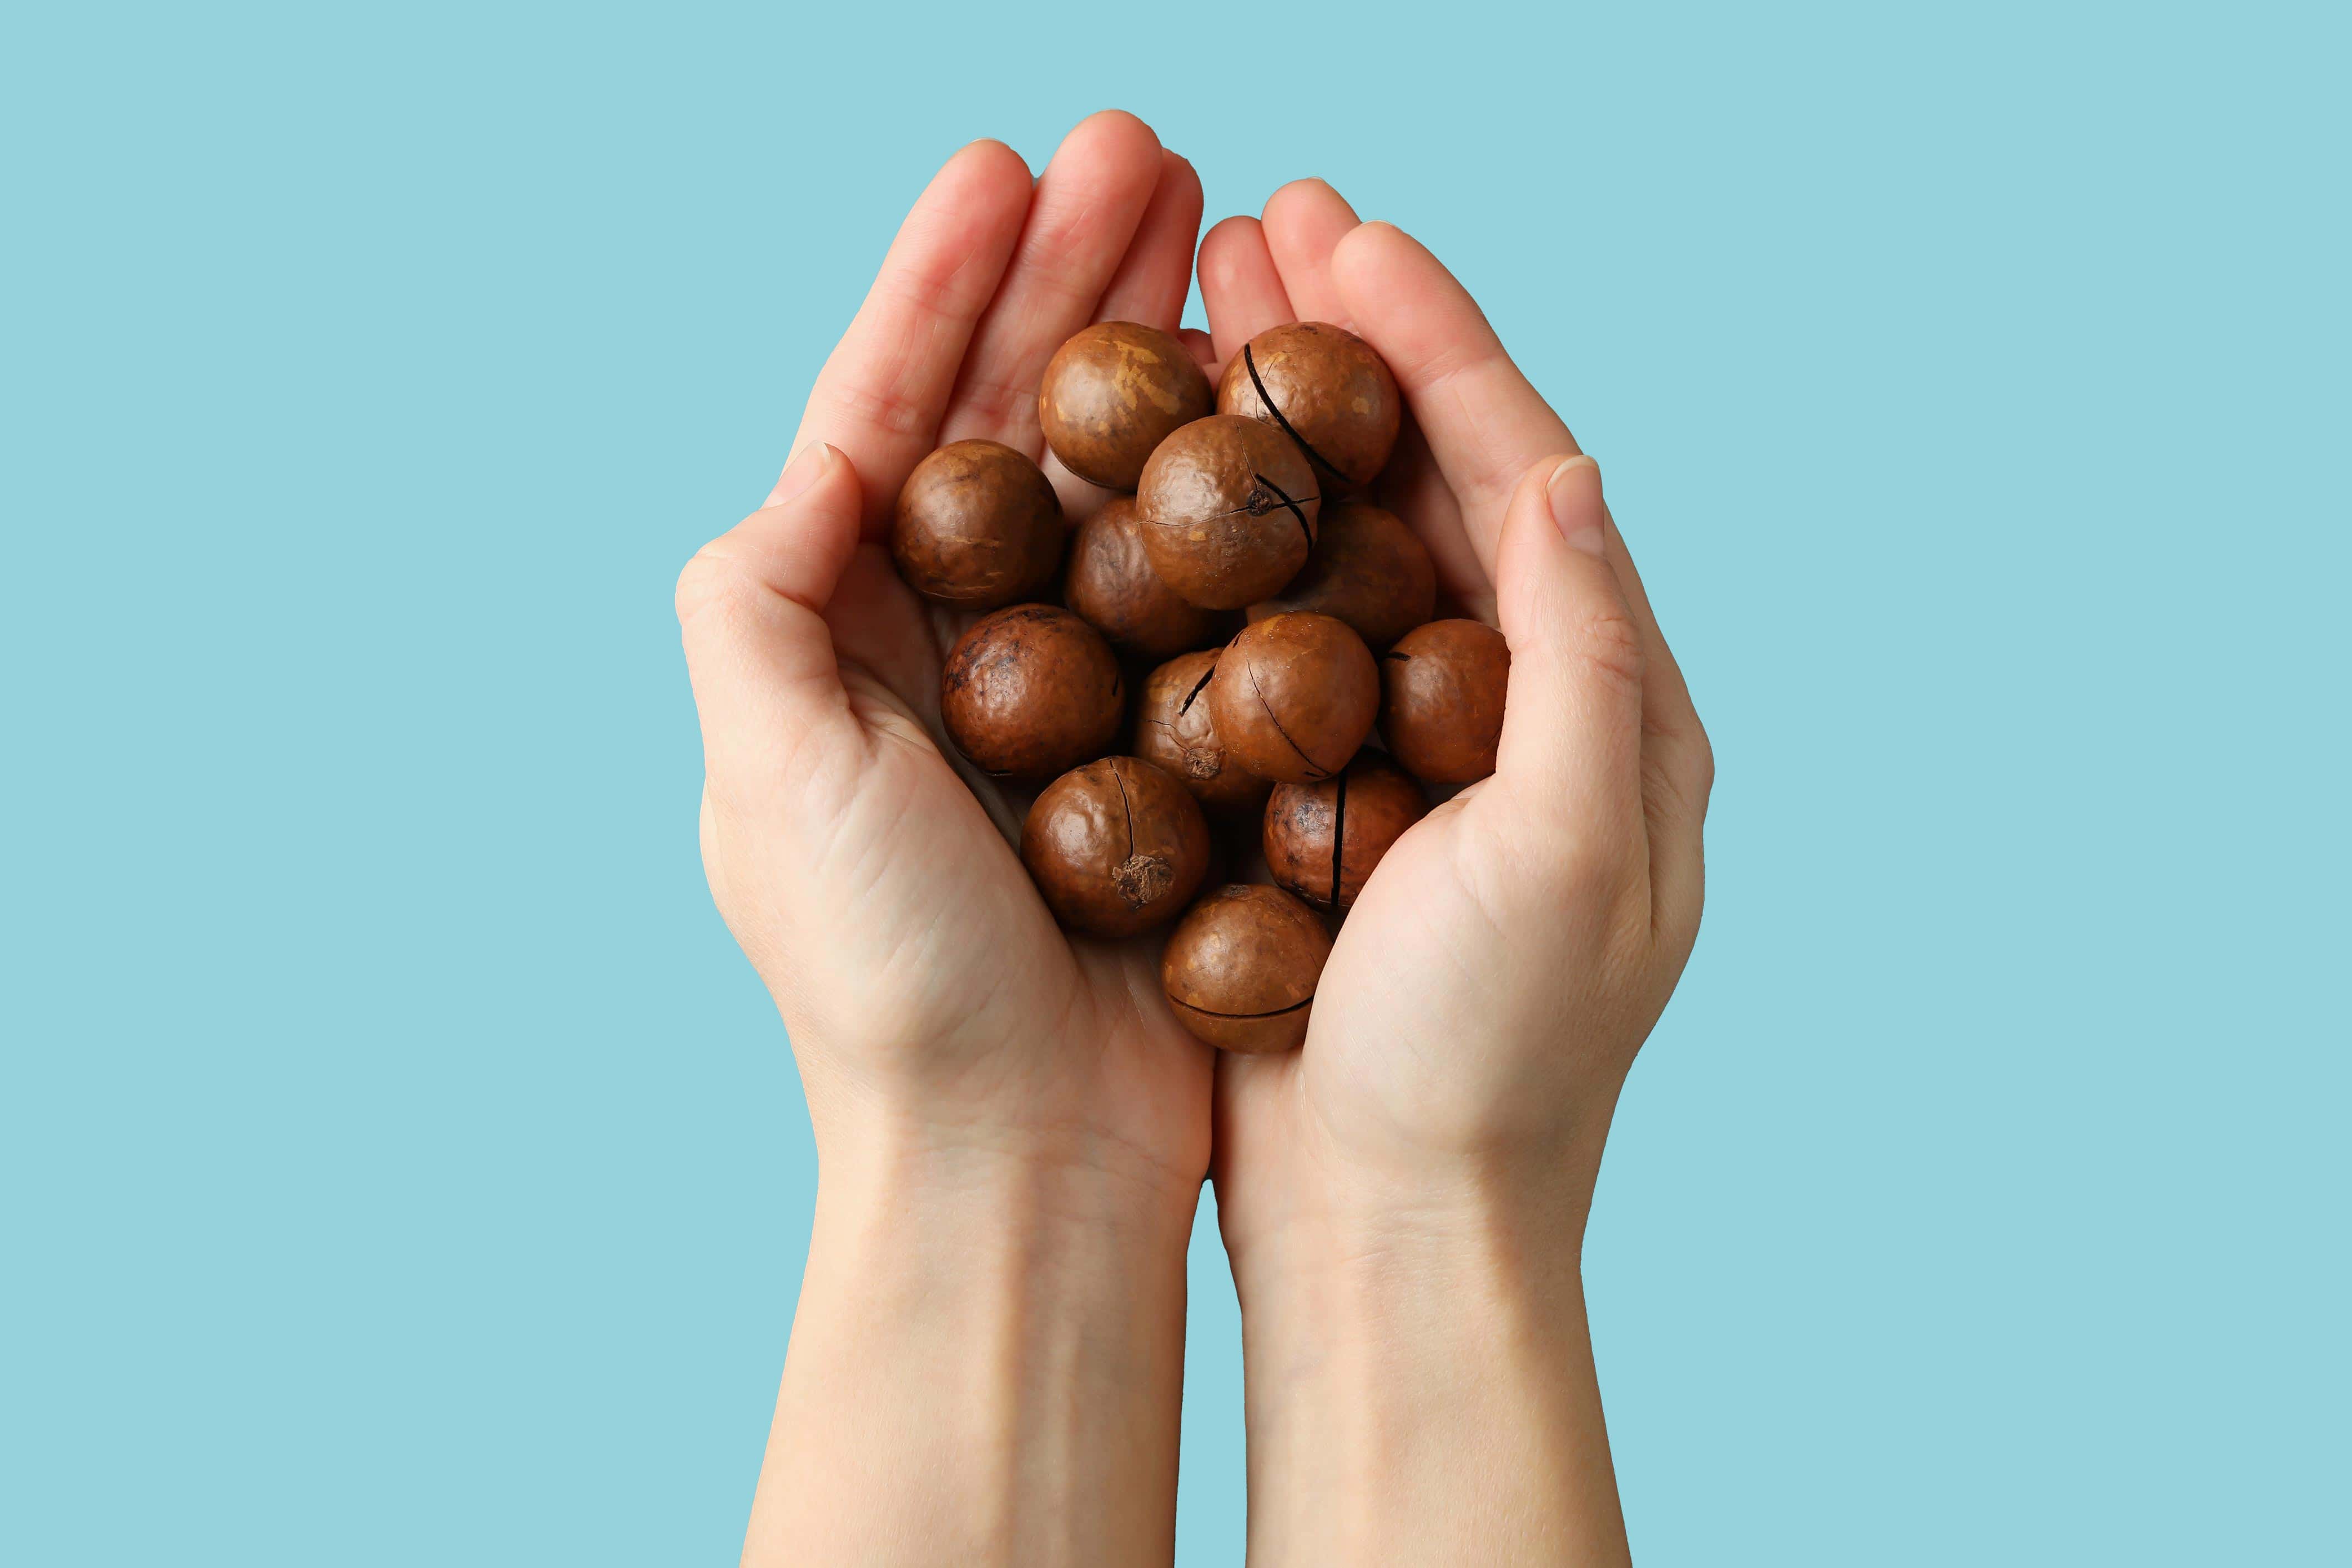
1569, 609, 1646, 692
673, 542, 759, 632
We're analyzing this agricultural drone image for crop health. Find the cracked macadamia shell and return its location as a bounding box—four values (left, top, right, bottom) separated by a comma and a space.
1064, 496, 1228, 659
1246, 500, 1436, 651
1262, 751, 1427, 912
941, 605, 1124, 780
889, 440, 1065, 608
1216, 321, 1401, 487
1021, 757, 1211, 937
1131, 649, 1271, 817
1135, 415, 1321, 610
1039, 321, 1216, 491
1160, 883, 1332, 1053
1379, 618, 1510, 784
1205, 611, 1378, 785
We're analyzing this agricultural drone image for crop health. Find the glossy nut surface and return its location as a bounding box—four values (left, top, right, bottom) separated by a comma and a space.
1160, 883, 1332, 1053
1039, 321, 1215, 491
941, 605, 1124, 780
1021, 757, 1211, 937
1131, 649, 1271, 817
1206, 611, 1378, 784
1246, 500, 1435, 651
1216, 321, 1401, 487
1064, 497, 1227, 659
1262, 752, 1427, 912
889, 439, 1065, 608
1136, 415, 1321, 610
1379, 618, 1510, 784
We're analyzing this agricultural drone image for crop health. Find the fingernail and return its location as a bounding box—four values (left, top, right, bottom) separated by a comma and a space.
1547, 455, 1606, 556
768, 443, 834, 509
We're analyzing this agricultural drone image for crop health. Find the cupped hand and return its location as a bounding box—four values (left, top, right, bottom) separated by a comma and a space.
1195, 184, 1716, 1237
675, 113, 1216, 1206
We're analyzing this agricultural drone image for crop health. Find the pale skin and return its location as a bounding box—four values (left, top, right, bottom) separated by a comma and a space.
677, 110, 1711, 1568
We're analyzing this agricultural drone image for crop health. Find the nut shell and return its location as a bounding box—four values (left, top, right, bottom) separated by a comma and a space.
889, 440, 1065, 607
1247, 500, 1436, 651
1021, 758, 1211, 937
1216, 321, 1401, 487
1136, 415, 1321, 610
1064, 497, 1227, 658
1131, 649, 1272, 817
941, 605, 1124, 780
1262, 752, 1427, 912
1379, 619, 1510, 784
1039, 321, 1215, 491
1206, 612, 1378, 784
1160, 883, 1333, 1053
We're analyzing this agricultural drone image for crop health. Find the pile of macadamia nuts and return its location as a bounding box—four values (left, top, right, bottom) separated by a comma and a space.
890, 320, 1510, 1053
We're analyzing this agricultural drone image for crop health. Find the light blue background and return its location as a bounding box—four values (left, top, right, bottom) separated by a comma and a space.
5, 2, 2344, 1562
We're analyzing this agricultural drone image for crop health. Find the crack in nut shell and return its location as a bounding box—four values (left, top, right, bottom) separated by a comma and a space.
1020, 757, 1210, 937
1379, 619, 1511, 785
1262, 751, 1428, 911
1216, 323, 1402, 488
1160, 883, 1333, 1053
1135, 416, 1321, 610
1131, 650, 1271, 815
889, 440, 1065, 608
941, 605, 1125, 780
1039, 322, 1215, 491
1205, 612, 1379, 785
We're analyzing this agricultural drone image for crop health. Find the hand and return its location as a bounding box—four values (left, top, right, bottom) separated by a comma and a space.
1197, 183, 1713, 1564
676, 113, 1213, 1567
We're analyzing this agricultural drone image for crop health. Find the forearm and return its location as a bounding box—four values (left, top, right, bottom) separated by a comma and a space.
743, 1135, 1197, 1568
1231, 1170, 1628, 1567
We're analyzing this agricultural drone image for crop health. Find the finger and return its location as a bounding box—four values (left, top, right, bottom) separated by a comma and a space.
789, 140, 1035, 526
939, 110, 1166, 452
1094, 150, 1205, 330
1179, 327, 1217, 367
1600, 507, 1711, 940
1488, 456, 1647, 892
1259, 178, 1363, 326
1197, 215, 1295, 360
677, 443, 868, 804
1331, 222, 1579, 572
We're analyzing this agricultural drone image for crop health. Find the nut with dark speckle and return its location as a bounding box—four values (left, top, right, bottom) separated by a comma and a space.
1040, 322, 1215, 491
940, 604, 1124, 780
1262, 752, 1426, 912
1021, 757, 1211, 937
889, 440, 1065, 608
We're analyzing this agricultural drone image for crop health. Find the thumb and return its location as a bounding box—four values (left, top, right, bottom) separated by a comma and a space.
674, 442, 866, 801
1492, 455, 1648, 874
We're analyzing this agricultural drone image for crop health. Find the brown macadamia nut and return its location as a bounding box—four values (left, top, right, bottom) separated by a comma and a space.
1380, 618, 1510, 784
1039, 321, 1215, 491
1216, 321, 1401, 487
1262, 752, 1427, 912
1247, 500, 1436, 650
1206, 611, 1378, 784
1135, 415, 1321, 610
1160, 883, 1332, 1053
1021, 757, 1211, 937
1064, 497, 1227, 659
941, 605, 1124, 779
1131, 649, 1271, 818
889, 439, 1065, 608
